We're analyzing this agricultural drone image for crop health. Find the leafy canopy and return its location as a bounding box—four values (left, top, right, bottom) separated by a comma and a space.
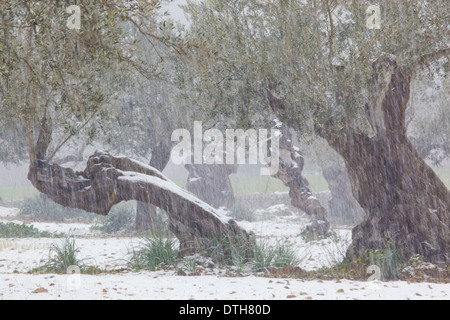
0, 0, 168, 163
182, 0, 449, 134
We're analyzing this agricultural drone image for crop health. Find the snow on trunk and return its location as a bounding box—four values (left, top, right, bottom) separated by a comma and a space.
28, 152, 254, 257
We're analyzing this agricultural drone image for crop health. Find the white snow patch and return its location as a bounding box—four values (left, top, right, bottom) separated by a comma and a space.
0, 207, 19, 218
118, 171, 232, 225
0, 272, 448, 300
0, 206, 448, 300
273, 118, 283, 128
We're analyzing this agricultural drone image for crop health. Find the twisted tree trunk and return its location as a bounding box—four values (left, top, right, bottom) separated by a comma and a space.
319, 57, 449, 264
263, 89, 330, 235
28, 152, 253, 257
271, 121, 330, 235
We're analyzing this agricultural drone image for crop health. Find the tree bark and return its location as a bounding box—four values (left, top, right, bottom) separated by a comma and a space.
263, 89, 330, 235
318, 57, 449, 264
135, 200, 157, 232
272, 122, 330, 235
28, 152, 253, 257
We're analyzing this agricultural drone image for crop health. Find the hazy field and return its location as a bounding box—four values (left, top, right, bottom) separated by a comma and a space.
1, 168, 448, 203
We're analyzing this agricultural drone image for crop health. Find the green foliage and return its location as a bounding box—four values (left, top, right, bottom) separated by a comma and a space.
230, 246, 248, 273
0, 123, 27, 164
0, 222, 60, 238
181, 256, 198, 273
0, 187, 39, 204
321, 244, 405, 280
182, 0, 449, 134
204, 234, 254, 268
408, 77, 450, 164
251, 240, 300, 272
0, 0, 169, 163
127, 236, 180, 271
203, 235, 300, 272
367, 244, 403, 281
38, 236, 85, 274
95, 202, 136, 234
125, 233, 300, 273
300, 228, 334, 243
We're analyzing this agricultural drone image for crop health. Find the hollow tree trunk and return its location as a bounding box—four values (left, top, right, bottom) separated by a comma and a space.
319, 57, 449, 264
185, 163, 237, 208
28, 152, 253, 257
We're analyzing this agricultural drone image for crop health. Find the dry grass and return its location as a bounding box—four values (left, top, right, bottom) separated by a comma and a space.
0, 240, 45, 251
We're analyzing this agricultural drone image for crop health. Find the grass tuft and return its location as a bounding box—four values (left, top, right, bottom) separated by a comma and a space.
127, 236, 179, 271
38, 235, 86, 274
0, 222, 61, 238
251, 240, 301, 272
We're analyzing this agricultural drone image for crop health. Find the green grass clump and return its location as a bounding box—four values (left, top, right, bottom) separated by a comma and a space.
367, 244, 403, 281
41, 237, 81, 273
125, 235, 301, 274
203, 235, 300, 272
127, 236, 179, 271
251, 240, 301, 272
203, 234, 254, 268
316, 244, 405, 281
38, 236, 90, 274
0, 222, 60, 238
300, 229, 333, 243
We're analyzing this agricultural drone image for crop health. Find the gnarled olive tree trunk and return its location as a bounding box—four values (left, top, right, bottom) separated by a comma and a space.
28, 151, 253, 257
319, 57, 449, 264
270, 120, 330, 236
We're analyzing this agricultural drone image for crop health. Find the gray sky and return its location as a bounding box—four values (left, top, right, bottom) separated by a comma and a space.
164, 0, 189, 26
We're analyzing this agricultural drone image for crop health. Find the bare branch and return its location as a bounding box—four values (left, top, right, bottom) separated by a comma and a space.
418, 48, 450, 67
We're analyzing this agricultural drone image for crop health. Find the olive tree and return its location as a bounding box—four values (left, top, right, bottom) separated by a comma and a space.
0, 0, 252, 256
182, 0, 449, 263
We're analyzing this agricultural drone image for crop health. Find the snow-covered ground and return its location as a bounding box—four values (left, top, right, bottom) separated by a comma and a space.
0, 206, 448, 300
2, 272, 448, 300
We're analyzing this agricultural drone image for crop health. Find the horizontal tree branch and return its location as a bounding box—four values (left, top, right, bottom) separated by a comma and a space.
418, 48, 450, 67
28, 152, 253, 256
